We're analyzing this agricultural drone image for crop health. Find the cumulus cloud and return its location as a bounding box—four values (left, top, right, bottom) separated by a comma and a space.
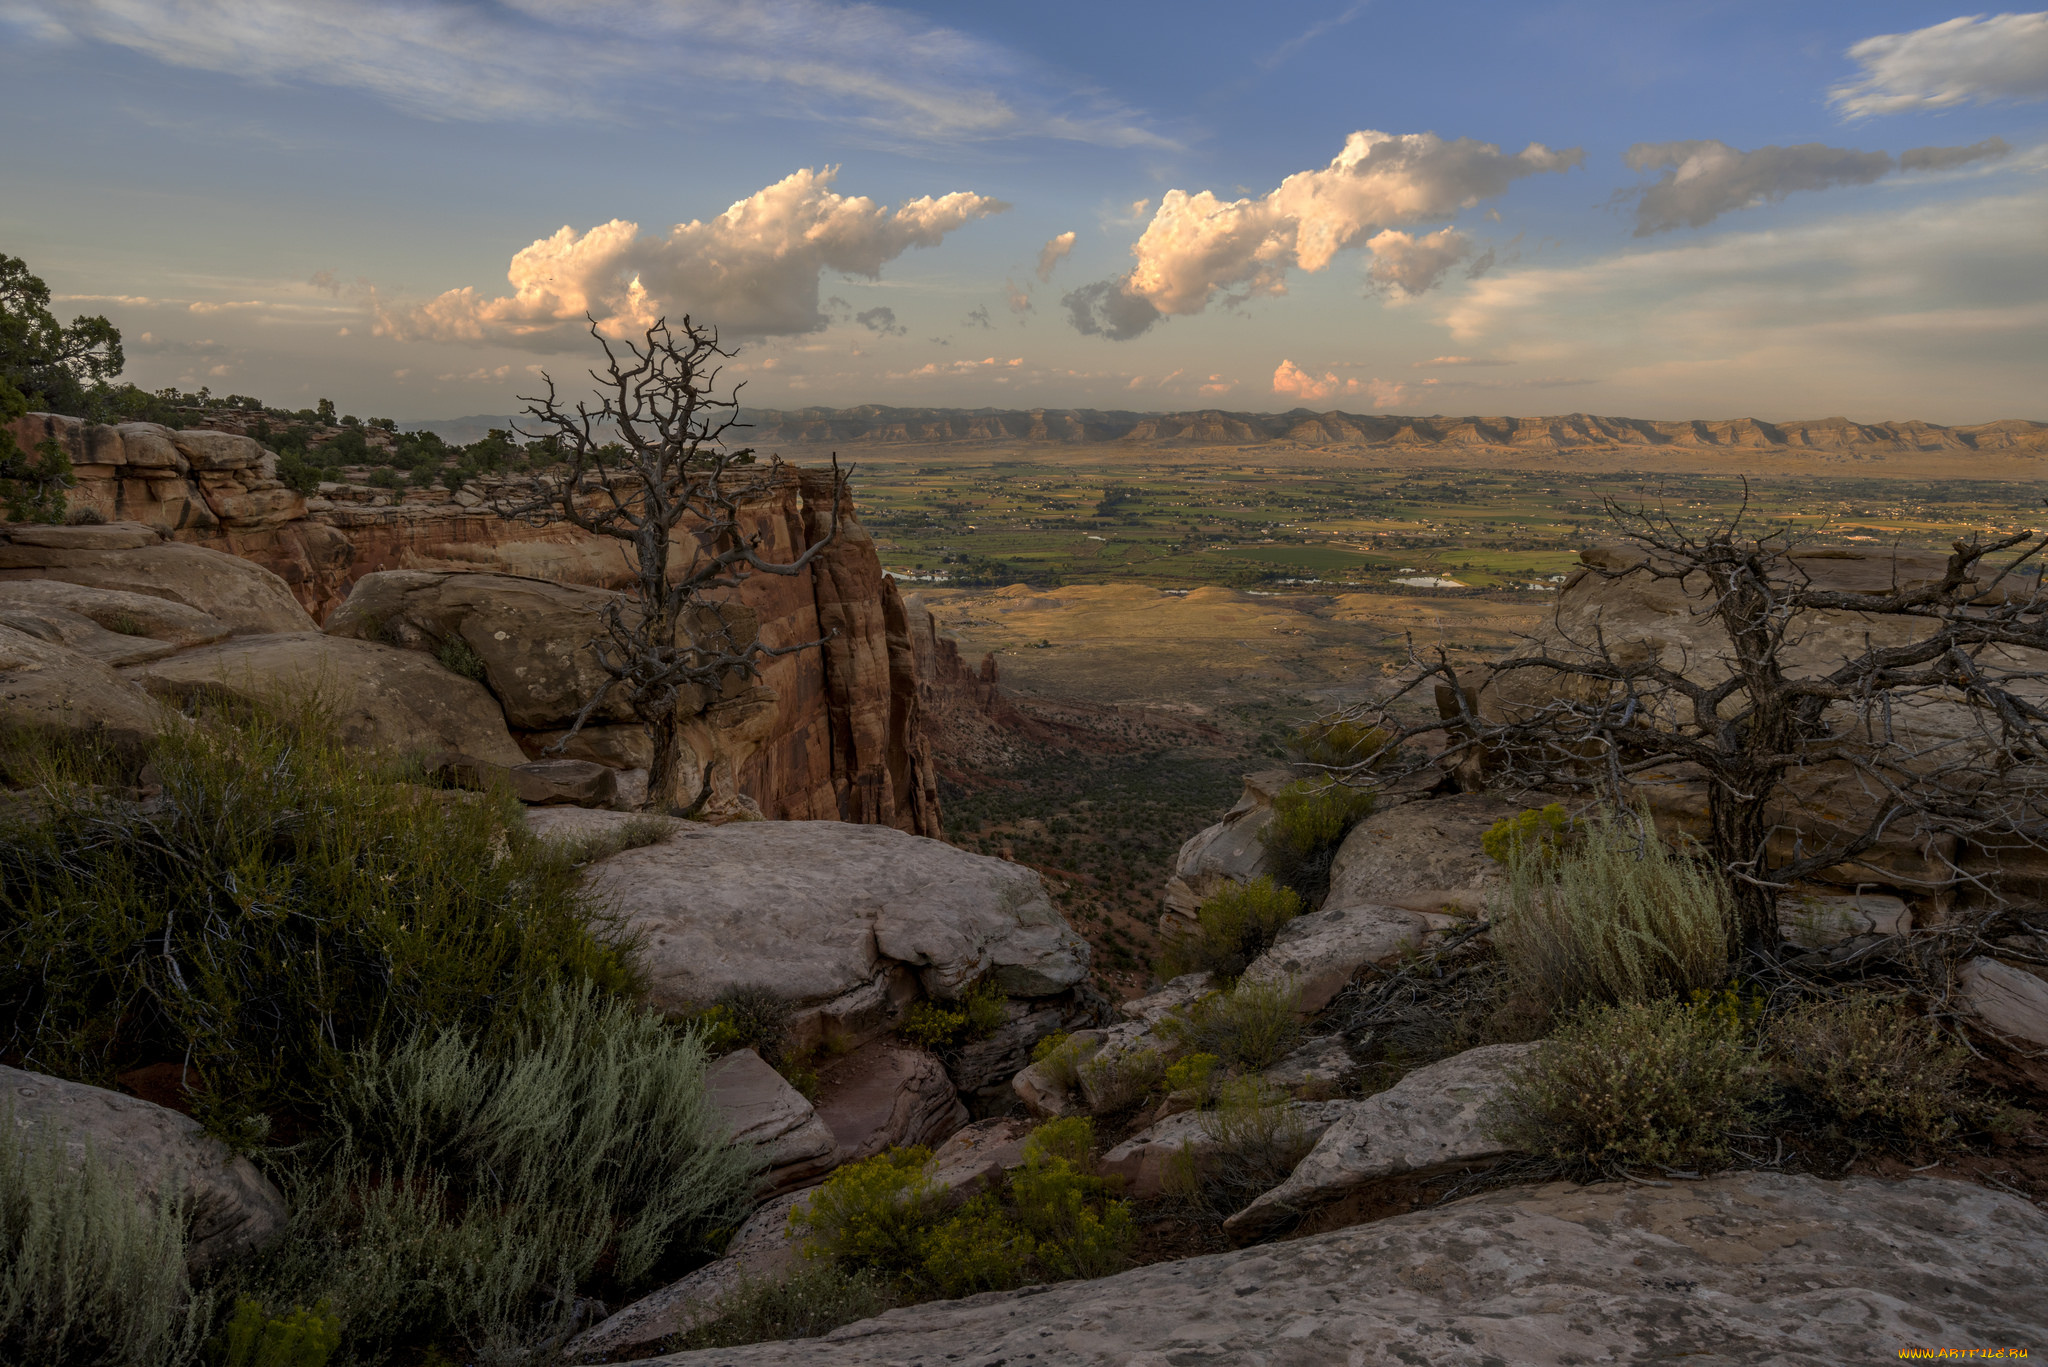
1831, 11, 2048, 117
1006, 279, 1033, 314
855, 306, 906, 336
1036, 231, 1077, 281
1271, 359, 1410, 407
1365, 227, 1493, 296
1065, 130, 1581, 338
1621, 138, 2009, 234
9, 0, 1164, 147
373, 167, 1005, 348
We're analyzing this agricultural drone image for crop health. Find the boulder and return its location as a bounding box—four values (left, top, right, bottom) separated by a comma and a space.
566, 1188, 811, 1360
1226, 1041, 1535, 1237
0, 579, 232, 654
1779, 893, 1911, 949
0, 624, 170, 752
810, 1041, 966, 1166
324, 570, 632, 729
125, 633, 527, 767
507, 758, 618, 807
1238, 902, 1428, 1013
1099, 1100, 1353, 1200
1324, 792, 1526, 916
1160, 768, 1293, 922
1957, 956, 2048, 1049
705, 1049, 837, 1196
1118, 972, 1215, 1026
549, 814, 1087, 1032
928, 1116, 1034, 1193
0, 525, 313, 636
638, 1173, 2048, 1366
1, 1064, 286, 1270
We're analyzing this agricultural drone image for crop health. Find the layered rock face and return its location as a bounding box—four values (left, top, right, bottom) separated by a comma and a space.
8, 412, 940, 835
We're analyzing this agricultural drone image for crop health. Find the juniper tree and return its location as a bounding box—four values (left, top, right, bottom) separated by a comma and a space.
496, 316, 846, 813
1328, 497, 2048, 950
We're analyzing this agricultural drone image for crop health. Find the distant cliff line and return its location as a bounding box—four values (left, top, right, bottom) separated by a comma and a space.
732, 406, 2048, 455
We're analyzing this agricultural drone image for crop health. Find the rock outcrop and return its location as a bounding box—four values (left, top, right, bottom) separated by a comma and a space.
1, 1064, 287, 1270
0, 520, 313, 636
525, 808, 1090, 1041
126, 632, 527, 767
1323, 790, 1525, 916
1161, 767, 1294, 924
1238, 901, 1429, 1013
705, 1049, 838, 1196
809, 1041, 967, 1164
9, 413, 944, 837
1226, 1042, 1535, 1236
642, 1172, 2048, 1366
0, 621, 170, 753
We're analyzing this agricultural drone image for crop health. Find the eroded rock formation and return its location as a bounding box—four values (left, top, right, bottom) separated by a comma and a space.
7, 412, 941, 834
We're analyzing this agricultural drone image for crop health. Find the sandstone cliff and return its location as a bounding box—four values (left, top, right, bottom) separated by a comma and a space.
6, 411, 940, 835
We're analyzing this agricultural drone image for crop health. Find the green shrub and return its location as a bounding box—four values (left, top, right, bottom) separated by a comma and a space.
208, 1297, 340, 1367
897, 978, 1009, 1051
1156, 979, 1305, 1072
1076, 1041, 1166, 1112
691, 985, 793, 1066
1010, 1120, 1131, 1281
1770, 994, 1974, 1148
1481, 803, 1574, 865
433, 635, 487, 681
1030, 1031, 1088, 1092
667, 1264, 895, 1351
1490, 997, 1770, 1175
1162, 876, 1301, 982
0, 699, 635, 1138
1290, 720, 1392, 770
917, 1195, 1036, 1297
235, 986, 757, 1358
1489, 809, 1729, 1014
0, 1115, 210, 1367
274, 452, 321, 496
1162, 1078, 1315, 1219
1266, 779, 1377, 856
1162, 1052, 1222, 1105
790, 1147, 947, 1281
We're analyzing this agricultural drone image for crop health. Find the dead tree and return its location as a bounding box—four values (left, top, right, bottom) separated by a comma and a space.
1330, 497, 2048, 951
496, 316, 847, 813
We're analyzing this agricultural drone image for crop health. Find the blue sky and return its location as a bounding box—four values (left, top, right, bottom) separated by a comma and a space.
2, 1, 2043, 422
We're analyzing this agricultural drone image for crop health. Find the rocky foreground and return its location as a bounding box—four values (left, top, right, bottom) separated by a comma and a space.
647, 1173, 2045, 1366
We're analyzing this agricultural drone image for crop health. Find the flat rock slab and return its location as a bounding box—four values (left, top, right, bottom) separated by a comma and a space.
645, 1173, 2048, 1366
1324, 792, 1525, 914
126, 632, 526, 767
1227, 1041, 1535, 1236
811, 1041, 965, 1165
0, 624, 170, 751
1958, 956, 2048, 1049
1260, 1035, 1355, 1095
1118, 972, 1214, 1026
562, 816, 1088, 1015
706, 1049, 837, 1196
509, 757, 617, 807
1, 1064, 286, 1270
1240, 902, 1426, 1013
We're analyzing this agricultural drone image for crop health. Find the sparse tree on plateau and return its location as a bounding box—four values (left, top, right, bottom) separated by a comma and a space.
495, 316, 848, 814
1330, 497, 2048, 951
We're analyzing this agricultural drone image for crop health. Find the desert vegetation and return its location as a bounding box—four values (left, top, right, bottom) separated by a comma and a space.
0, 701, 758, 1365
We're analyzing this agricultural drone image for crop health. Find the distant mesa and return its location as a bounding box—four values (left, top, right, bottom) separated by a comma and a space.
728, 406, 2048, 455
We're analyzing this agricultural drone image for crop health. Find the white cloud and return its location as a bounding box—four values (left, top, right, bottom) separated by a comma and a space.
188, 299, 265, 314
1006, 279, 1033, 314
1065, 130, 1581, 338
1036, 231, 1077, 281
373, 167, 1005, 348
1436, 188, 2048, 420
1410, 354, 1509, 368
11, 0, 1163, 146
1621, 138, 2008, 234
1832, 11, 2048, 117
1365, 227, 1491, 295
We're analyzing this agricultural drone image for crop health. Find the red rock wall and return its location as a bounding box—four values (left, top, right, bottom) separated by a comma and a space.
8, 411, 941, 836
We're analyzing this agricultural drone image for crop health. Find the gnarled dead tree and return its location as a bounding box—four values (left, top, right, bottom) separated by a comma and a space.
496, 316, 848, 813
1329, 498, 2047, 950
